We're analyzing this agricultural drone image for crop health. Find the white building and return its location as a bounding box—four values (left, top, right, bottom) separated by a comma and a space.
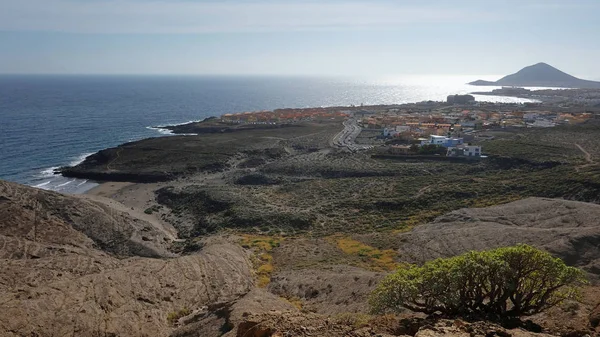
447, 144, 482, 157
383, 128, 399, 137
529, 120, 555, 128
463, 145, 481, 157
421, 135, 447, 145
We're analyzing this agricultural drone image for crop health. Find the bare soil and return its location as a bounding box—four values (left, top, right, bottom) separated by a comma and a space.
394, 197, 600, 280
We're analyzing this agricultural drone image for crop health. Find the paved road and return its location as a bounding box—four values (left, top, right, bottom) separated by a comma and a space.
332, 117, 373, 152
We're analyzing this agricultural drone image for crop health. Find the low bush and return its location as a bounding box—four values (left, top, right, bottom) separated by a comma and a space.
370, 245, 586, 318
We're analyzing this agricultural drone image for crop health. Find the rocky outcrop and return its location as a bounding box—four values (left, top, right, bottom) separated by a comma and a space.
170, 289, 298, 337
591, 303, 600, 327
0, 180, 255, 337
269, 265, 385, 314
225, 314, 558, 337
396, 197, 600, 278
0, 179, 173, 258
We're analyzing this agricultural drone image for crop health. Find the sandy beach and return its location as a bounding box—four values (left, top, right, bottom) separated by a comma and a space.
85, 181, 132, 197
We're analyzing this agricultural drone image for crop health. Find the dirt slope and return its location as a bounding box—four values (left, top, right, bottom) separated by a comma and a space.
0, 180, 173, 258
2, 180, 600, 336
0, 180, 255, 337
396, 197, 600, 277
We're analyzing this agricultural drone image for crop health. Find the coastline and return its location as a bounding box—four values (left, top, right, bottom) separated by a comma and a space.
84, 181, 132, 197
44, 90, 594, 194
470, 87, 600, 106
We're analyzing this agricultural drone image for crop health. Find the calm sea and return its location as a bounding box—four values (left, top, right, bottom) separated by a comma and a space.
0, 75, 533, 193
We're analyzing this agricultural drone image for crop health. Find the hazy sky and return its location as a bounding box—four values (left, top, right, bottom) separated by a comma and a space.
1, 0, 599, 78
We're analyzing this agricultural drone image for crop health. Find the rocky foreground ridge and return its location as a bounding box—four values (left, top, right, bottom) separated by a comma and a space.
0, 180, 255, 336
1, 180, 600, 336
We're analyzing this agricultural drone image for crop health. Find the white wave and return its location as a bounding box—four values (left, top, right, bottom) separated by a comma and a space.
146, 118, 209, 135
154, 119, 204, 128
146, 126, 174, 135
34, 181, 51, 188
76, 179, 88, 187
38, 166, 59, 178
145, 126, 198, 136
55, 180, 74, 188
69, 152, 94, 166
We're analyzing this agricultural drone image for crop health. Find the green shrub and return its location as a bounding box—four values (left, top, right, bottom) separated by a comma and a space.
370, 245, 586, 318
144, 205, 161, 214
418, 144, 446, 155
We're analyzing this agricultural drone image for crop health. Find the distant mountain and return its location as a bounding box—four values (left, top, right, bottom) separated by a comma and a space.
469, 63, 600, 89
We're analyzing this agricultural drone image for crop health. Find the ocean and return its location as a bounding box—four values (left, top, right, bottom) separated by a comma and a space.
0, 75, 534, 193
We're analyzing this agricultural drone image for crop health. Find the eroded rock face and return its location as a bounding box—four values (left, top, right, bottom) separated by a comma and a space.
412, 320, 556, 337
170, 289, 298, 337
0, 180, 255, 337
396, 197, 600, 277
0, 180, 173, 258
590, 304, 600, 327
223, 313, 561, 337
269, 265, 385, 314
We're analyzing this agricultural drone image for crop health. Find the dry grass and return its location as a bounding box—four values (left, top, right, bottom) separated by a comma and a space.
281, 296, 304, 310
166, 307, 191, 325
240, 235, 285, 287
240, 235, 284, 252
333, 312, 372, 329
330, 236, 399, 272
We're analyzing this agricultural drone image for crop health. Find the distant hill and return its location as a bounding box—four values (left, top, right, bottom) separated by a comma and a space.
469, 62, 600, 88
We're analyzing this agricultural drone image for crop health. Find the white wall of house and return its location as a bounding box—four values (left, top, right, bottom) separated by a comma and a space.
429, 135, 447, 145
463, 145, 481, 157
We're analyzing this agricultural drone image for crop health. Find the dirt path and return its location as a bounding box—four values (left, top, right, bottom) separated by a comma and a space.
575, 143, 593, 163
106, 148, 122, 171
575, 143, 595, 172
414, 185, 432, 198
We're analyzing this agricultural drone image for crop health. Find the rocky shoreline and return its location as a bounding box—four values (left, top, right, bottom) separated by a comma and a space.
6, 105, 600, 336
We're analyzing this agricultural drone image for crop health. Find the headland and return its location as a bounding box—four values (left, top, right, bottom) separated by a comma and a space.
3, 88, 600, 336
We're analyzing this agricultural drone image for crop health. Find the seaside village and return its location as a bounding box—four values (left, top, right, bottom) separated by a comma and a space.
220, 96, 593, 158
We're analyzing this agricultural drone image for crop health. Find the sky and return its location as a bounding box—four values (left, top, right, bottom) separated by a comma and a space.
0, 0, 599, 78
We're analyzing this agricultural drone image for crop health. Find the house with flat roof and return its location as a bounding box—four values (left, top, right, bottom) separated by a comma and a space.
420, 135, 464, 148
447, 144, 482, 158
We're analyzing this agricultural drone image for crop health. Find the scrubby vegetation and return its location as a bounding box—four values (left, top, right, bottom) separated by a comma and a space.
240, 235, 284, 287
61, 121, 340, 182
167, 307, 191, 325
369, 245, 587, 318
415, 144, 446, 155
144, 205, 161, 214
483, 123, 600, 164
330, 236, 398, 272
